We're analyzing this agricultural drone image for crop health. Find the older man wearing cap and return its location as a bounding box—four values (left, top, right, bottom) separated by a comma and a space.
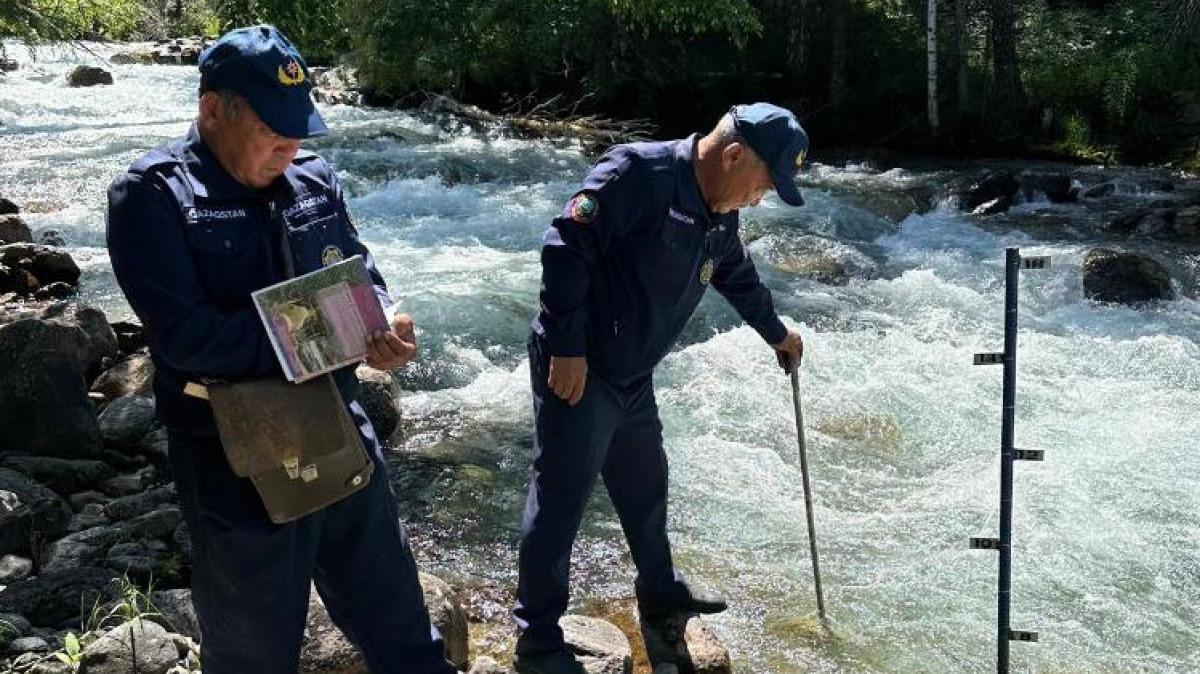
513, 103, 808, 673
106, 25, 457, 674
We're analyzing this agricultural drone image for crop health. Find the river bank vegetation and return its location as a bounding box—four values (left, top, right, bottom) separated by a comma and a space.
3, 0, 1198, 168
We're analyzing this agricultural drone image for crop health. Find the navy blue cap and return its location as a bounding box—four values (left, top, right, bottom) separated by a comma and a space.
730, 103, 809, 206
198, 25, 328, 139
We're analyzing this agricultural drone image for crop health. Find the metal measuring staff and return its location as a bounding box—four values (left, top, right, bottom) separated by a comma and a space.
778, 350, 827, 621
969, 247, 1049, 672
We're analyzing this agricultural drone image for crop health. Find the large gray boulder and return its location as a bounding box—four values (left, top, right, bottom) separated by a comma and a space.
1082, 248, 1174, 304
97, 395, 157, 450
0, 567, 120, 627
0, 303, 119, 459
79, 618, 179, 674
90, 354, 154, 401
0, 244, 81, 288
0, 215, 31, 244
561, 615, 632, 674
66, 65, 113, 87
0, 456, 116, 497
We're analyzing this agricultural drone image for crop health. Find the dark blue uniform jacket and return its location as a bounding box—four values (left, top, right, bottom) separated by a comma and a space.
533, 135, 787, 387
107, 125, 390, 435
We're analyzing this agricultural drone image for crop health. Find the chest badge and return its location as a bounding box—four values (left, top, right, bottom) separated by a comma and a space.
566, 192, 599, 224
699, 258, 715, 285
321, 245, 344, 267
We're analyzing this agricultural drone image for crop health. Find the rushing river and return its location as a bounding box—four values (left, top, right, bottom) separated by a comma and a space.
2, 42, 1199, 674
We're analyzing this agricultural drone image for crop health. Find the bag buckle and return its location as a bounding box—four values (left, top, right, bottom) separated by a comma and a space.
282, 457, 319, 482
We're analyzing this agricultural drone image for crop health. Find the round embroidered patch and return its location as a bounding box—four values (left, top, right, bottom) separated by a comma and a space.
321, 245, 344, 266
699, 258, 715, 285
565, 193, 599, 224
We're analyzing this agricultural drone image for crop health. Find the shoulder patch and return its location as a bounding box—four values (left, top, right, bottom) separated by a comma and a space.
565, 192, 600, 224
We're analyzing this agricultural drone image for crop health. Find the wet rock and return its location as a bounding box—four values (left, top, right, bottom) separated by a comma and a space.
356, 365, 402, 444
971, 195, 1014, 216
1082, 248, 1174, 303
815, 414, 903, 452
0, 554, 32, 583
1020, 172, 1077, 203
0, 498, 72, 559
66, 65, 113, 87
0, 468, 61, 506
1082, 182, 1116, 199
33, 282, 76, 301
98, 395, 157, 450
0, 197, 17, 215
36, 229, 66, 247
68, 504, 111, 533
960, 171, 1019, 212
639, 614, 730, 674
0, 308, 112, 459
40, 524, 127, 574
105, 540, 169, 581
8, 635, 49, 653
0, 567, 120, 627
0, 215, 31, 244
0, 243, 80, 291
80, 618, 178, 674
561, 615, 632, 674
91, 353, 154, 401
69, 491, 110, 512
95, 470, 149, 498
421, 572, 469, 670
756, 235, 878, 286
147, 589, 200, 643
0, 456, 116, 497
0, 59, 17, 72
110, 51, 154, 65
103, 486, 175, 522
109, 321, 146, 356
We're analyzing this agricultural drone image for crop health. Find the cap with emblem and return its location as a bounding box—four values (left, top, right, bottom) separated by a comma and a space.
730, 102, 809, 207
198, 24, 328, 139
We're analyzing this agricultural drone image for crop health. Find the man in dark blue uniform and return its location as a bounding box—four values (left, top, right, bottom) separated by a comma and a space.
514, 104, 809, 673
106, 25, 457, 674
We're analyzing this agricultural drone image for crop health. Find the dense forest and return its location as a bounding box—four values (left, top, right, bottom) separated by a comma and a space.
3, 0, 1198, 167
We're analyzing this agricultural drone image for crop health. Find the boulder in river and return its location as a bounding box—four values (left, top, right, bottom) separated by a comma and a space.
1082, 248, 1174, 304
67, 66, 113, 87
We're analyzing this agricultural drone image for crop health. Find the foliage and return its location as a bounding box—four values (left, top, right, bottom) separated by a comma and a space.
0, 0, 145, 41
51, 631, 83, 671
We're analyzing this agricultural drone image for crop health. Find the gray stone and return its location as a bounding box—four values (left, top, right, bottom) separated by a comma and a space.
98, 395, 157, 450
105, 540, 168, 581
103, 486, 175, 522
122, 507, 182, 540
0, 567, 120, 627
1082, 182, 1116, 199
80, 619, 178, 674
0, 456, 116, 497
561, 615, 632, 674
0, 554, 32, 583
1082, 248, 1174, 304
0, 303, 119, 459
0, 215, 31, 244
40, 524, 127, 574
8, 635, 49, 653
0, 498, 72, 559
95, 472, 147, 498
420, 572, 468, 670
467, 656, 508, 674
90, 354, 154, 401
960, 171, 1019, 212
37, 229, 66, 247
69, 491, 110, 512
68, 508, 111, 534
147, 589, 199, 642
0, 197, 17, 215
356, 365, 402, 444
66, 65, 113, 87
0, 244, 81, 288
0, 468, 60, 506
